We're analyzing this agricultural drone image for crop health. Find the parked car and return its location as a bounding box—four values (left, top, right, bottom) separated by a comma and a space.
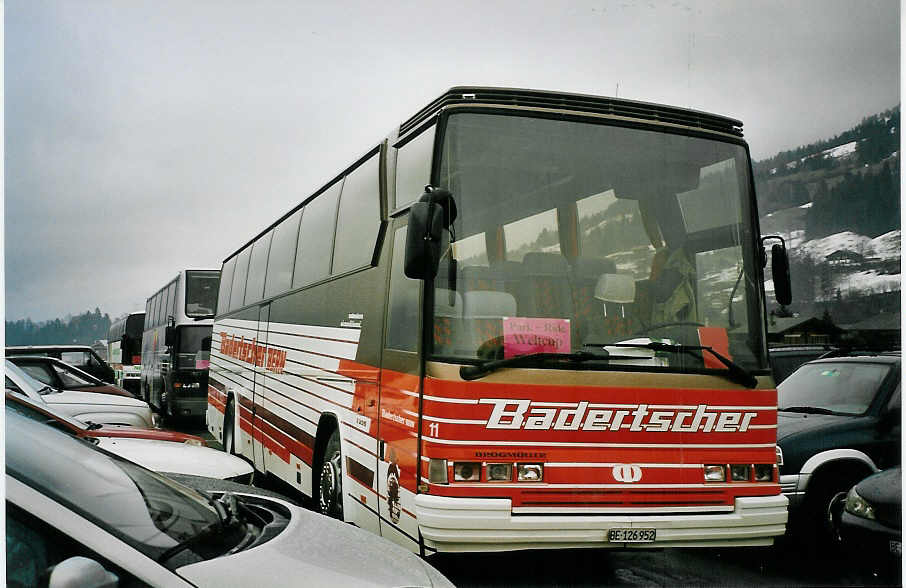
836, 466, 901, 574
768, 344, 836, 384
8, 354, 135, 398
7, 344, 115, 383
7, 396, 252, 482
5, 359, 154, 428
777, 353, 900, 545
6, 409, 455, 588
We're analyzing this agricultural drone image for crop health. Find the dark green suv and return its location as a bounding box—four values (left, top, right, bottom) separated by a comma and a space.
777, 353, 900, 545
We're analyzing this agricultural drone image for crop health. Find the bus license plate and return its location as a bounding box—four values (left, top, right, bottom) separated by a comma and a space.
890, 540, 901, 556
608, 528, 656, 543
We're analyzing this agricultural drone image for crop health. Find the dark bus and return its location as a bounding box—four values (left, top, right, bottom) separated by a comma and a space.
107, 311, 146, 396
141, 269, 219, 421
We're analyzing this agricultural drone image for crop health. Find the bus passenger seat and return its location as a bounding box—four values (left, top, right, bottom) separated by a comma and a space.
569, 258, 617, 343
433, 288, 464, 354
463, 291, 517, 360
521, 252, 573, 319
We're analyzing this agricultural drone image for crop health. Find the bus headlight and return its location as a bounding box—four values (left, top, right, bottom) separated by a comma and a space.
730, 464, 750, 481
453, 462, 480, 482
754, 464, 774, 482
517, 463, 543, 482
428, 459, 449, 484
704, 465, 726, 482
486, 463, 513, 482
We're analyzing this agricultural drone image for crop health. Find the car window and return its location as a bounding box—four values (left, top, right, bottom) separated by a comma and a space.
778, 361, 892, 415
7, 502, 140, 588
60, 351, 90, 367
53, 364, 97, 388
17, 364, 56, 387
6, 376, 24, 394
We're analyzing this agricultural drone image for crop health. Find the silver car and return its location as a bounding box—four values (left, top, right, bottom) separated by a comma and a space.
5, 359, 155, 427
6, 409, 455, 587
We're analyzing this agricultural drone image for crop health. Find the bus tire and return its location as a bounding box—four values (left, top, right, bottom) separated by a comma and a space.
317, 428, 344, 520
223, 399, 235, 455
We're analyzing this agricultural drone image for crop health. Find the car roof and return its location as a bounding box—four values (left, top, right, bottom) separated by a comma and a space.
7, 355, 102, 380
804, 354, 901, 366
6, 345, 94, 352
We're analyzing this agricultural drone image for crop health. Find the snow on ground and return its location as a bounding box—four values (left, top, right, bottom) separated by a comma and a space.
796, 231, 874, 259
795, 229, 901, 261
822, 270, 901, 300
822, 141, 858, 159
870, 230, 901, 259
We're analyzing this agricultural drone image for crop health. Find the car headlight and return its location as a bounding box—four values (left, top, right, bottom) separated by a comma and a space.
844, 487, 876, 520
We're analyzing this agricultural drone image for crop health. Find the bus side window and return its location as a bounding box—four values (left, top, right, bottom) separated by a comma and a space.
245, 231, 273, 304
264, 209, 302, 299
217, 257, 237, 315
387, 226, 419, 352
229, 247, 252, 311
395, 125, 435, 210
293, 181, 341, 288
333, 151, 381, 274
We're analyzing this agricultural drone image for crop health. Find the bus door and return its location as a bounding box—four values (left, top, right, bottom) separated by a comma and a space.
377, 221, 424, 549
249, 304, 270, 473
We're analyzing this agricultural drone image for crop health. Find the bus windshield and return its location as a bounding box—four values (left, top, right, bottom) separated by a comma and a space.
177, 326, 212, 369
433, 112, 766, 371
185, 271, 220, 318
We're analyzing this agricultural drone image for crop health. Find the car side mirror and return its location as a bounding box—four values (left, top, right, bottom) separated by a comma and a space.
404, 187, 457, 280
49, 556, 118, 588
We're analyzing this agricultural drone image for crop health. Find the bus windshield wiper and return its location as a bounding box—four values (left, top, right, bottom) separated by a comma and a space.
779, 406, 838, 415
583, 341, 759, 389
459, 351, 638, 381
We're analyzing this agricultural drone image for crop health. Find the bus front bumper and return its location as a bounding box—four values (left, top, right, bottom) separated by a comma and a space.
415, 494, 788, 553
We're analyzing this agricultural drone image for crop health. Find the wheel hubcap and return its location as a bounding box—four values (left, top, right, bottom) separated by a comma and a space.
319, 453, 342, 515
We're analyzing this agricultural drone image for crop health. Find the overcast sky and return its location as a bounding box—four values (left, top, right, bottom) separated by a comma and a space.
5, 0, 900, 323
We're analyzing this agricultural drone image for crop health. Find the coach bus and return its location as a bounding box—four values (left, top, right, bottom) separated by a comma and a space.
107, 311, 145, 396
207, 87, 792, 555
142, 269, 219, 420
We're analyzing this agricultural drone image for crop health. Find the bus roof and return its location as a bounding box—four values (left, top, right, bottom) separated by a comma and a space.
399, 86, 744, 139
217, 86, 746, 265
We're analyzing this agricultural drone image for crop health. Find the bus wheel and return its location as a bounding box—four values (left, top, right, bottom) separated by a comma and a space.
223, 400, 235, 455
318, 429, 344, 519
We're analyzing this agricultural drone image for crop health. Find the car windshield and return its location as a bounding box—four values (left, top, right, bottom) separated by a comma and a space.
432, 112, 766, 372
778, 361, 892, 415
6, 409, 221, 560
5, 360, 55, 394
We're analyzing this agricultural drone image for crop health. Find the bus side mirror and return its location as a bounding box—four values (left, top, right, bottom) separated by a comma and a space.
164, 326, 176, 348
772, 243, 792, 306
404, 188, 456, 280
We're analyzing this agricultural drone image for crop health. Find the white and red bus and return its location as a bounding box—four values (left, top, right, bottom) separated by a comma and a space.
208, 87, 791, 555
